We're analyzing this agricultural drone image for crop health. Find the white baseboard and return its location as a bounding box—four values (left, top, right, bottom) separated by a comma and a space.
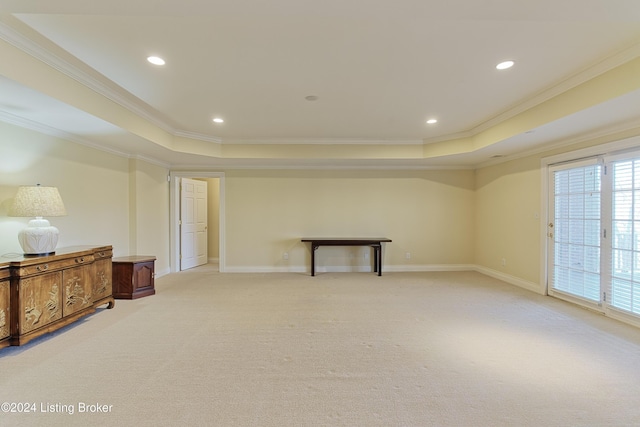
224, 263, 474, 274
473, 265, 543, 294
155, 267, 171, 278
221, 264, 543, 295
384, 264, 475, 272
224, 266, 308, 273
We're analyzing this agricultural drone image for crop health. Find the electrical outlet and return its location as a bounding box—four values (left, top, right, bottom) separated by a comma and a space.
405, 252, 411, 260
283, 252, 289, 260
501, 258, 506, 266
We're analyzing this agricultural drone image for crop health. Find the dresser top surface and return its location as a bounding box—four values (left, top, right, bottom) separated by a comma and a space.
4, 245, 112, 267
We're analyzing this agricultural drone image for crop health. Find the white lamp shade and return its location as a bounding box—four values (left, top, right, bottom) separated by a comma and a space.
10, 185, 67, 255
10, 186, 67, 217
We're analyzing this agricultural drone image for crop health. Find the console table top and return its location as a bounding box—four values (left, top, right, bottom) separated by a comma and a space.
113, 255, 156, 263
301, 238, 392, 244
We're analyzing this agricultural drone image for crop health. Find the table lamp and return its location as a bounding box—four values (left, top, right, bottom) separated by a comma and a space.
9, 184, 67, 255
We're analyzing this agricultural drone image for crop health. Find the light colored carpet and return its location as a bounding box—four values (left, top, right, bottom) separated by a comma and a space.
1, 267, 640, 426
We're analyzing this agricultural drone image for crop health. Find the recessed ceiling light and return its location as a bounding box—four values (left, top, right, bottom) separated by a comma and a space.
212, 117, 224, 124
426, 119, 438, 124
496, 60, 514, 70
147, 56, 166, 66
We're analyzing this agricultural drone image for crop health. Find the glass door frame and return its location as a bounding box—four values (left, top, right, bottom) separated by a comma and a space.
540, 137, 640, 329
546, 157, 605, 313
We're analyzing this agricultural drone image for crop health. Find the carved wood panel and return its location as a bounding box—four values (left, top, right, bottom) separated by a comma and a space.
62, 265, 92, 317
19, 272, 63, 334
0, 279, 9, 340
93, 257, 112, 301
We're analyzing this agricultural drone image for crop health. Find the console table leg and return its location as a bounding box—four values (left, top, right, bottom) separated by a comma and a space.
311, 245, 318, 276
372, 246, 379, 273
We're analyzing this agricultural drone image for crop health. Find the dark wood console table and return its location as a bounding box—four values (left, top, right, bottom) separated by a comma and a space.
301, 238, 392, 276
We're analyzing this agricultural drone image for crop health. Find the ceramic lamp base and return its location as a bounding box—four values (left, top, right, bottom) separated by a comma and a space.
18, 217, 59, 255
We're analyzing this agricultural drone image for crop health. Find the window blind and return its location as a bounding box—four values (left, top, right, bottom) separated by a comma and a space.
552, 164, 601, 301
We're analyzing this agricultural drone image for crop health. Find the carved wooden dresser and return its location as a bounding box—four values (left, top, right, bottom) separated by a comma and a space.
1, 245, 115, 349
0, 262, 10, 348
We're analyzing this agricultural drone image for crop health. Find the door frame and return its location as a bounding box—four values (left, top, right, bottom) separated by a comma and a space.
540, 135, 640, 296
545, 158, 604, 312
169, 171, 225, 273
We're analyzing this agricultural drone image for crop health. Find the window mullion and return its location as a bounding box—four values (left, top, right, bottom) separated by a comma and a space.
601, 159, 612, 307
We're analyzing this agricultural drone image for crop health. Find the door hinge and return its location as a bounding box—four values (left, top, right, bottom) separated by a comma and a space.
603, 292, 607, 302
603, 229, 607, 238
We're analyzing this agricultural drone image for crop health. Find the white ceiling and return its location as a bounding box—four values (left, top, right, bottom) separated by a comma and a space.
0, 0, 639, 168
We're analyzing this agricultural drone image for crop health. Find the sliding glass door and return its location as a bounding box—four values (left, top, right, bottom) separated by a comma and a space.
610, 158, 640, 316
548, 160, 602, 308
548, 151, 640, 323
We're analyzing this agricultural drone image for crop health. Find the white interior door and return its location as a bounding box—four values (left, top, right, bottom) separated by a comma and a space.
180, 178, 208, 270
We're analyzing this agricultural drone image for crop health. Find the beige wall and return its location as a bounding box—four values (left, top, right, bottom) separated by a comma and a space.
474, 128, 640, 294
475, 156, 542, 290
0, 121, 171, 274
223, 169, 475, 272
129, 158, 171, 273
4, 118, 640, 288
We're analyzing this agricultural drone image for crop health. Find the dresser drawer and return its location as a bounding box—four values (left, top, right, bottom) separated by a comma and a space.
15, 254, 95, 278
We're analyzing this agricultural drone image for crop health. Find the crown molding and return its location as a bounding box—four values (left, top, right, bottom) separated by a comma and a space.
0, 110, 127, 156
422, 129, 475, 145
475, 117, 640, 169
173, 130, 222, 144
468, 40, 640, 136
0, 15, 175, 133
169, 157, 474, 171
424, 39, 640, 146
0, 110, 172, 168
223, 138, 425, 145
1, 13, 638, 154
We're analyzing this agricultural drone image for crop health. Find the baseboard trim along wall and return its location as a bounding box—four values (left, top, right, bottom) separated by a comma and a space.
220, 263, 541, 295
473, 265, 542, 295
155, 267, 171, 279
223, 264, 476, 274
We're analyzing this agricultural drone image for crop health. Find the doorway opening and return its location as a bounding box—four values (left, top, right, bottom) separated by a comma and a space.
169, 172, 225, 273
541, 135, 640, 329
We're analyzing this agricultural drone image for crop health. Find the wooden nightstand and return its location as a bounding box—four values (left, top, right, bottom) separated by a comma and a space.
112, 256, 156, 299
